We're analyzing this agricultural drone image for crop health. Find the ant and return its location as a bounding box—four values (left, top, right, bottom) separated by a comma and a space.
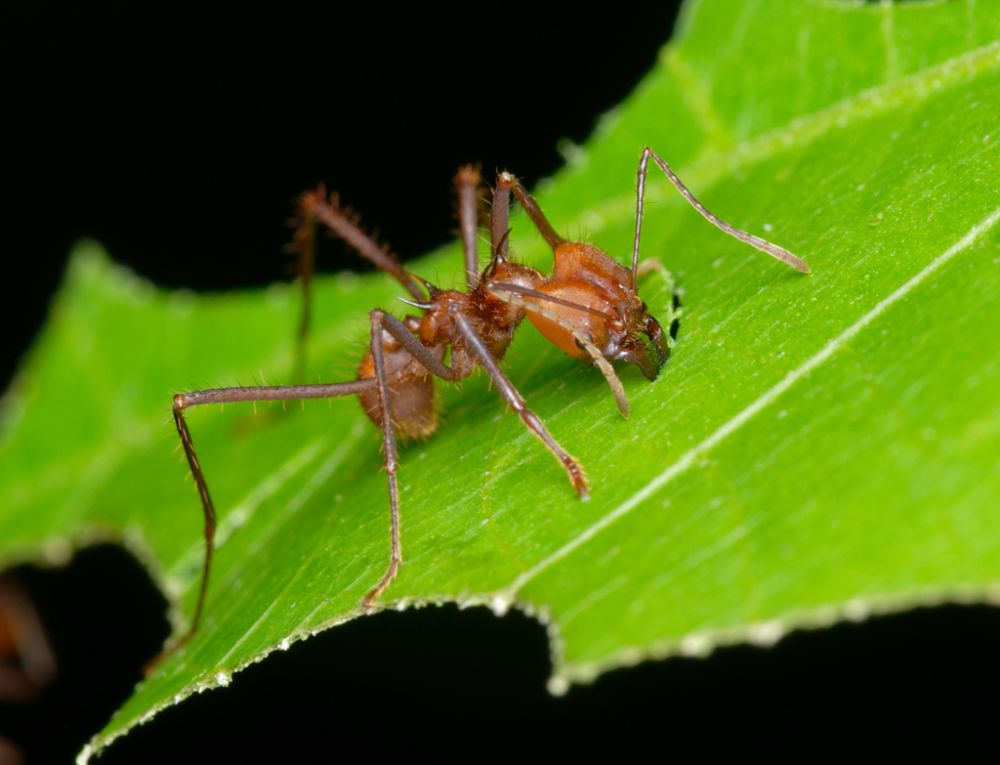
0, 576, 56, 703
0, 575, 57, 762
170, 147, 808, 651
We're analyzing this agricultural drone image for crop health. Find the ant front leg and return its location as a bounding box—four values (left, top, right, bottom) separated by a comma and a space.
496, 171, 565, 250
170, 378, 376, 651
633, 146, 810, 276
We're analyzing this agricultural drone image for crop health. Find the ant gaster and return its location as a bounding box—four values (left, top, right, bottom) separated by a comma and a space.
169, 147, 809, 652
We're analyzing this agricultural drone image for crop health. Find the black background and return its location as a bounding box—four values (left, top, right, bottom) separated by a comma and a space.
2, 3, 997, 761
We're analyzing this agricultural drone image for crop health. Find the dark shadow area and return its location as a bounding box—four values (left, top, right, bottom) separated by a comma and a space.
2, 3, 684, 385
0, 546, 169, 763
2, 544, 999, 762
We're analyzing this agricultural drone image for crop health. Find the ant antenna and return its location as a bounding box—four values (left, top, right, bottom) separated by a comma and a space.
633, 147, 810, 280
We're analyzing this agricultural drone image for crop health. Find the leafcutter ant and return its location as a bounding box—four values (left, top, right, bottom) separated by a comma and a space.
170, 147, 808, 651
0, 575, 56, 703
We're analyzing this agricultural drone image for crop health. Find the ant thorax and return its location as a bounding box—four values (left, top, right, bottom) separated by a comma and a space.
410, 260, 544, 379
478, 258, 547, 328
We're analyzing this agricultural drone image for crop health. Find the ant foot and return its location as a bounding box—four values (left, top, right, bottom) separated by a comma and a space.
361, 559, 401, 614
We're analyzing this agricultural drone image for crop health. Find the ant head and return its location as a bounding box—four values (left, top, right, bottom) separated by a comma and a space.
613, 311, 668, 381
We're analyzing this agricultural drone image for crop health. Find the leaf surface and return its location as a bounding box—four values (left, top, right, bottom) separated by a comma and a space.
1, 1, 998, 759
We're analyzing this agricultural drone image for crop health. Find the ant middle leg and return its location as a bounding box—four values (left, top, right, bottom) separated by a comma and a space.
359, 304, 593, 545
367, 296, 592, 502
446, 306, 590, 498
361, 309, 402, 611
174, 308, 453, 642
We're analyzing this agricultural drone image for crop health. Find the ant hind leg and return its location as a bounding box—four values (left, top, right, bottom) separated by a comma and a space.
167, 377, 376, 660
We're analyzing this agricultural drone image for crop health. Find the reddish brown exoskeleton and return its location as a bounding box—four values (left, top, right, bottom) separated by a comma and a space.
0, 576, 57, 761
0, 576, 56, 703
169, 147, 808, 651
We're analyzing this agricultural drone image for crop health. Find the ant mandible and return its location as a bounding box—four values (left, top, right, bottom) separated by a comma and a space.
170, 147, 809, 650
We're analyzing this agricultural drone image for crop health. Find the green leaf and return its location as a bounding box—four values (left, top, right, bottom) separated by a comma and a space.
3, 1, 999, 759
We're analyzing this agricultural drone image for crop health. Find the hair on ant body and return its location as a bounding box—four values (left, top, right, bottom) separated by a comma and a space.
167, 146, 808, 655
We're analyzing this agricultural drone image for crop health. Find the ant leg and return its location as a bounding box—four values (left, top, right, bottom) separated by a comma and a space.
447, 306, 590, 497
171, 378, 377, 649
485, 281, 616, 322
373, 311, 462, 381
483, 283, 631, 418
352, 302, 587, 505
292, 188, 428, 378
296, 189, 425, 299
491, 173, 511, 262
358, 307, 473, 612
293, 188, 319, 382
374, 308, 598, 484
0, 577, 56, 702
361, 310, 406, 610
496, 171, 566, 250
634, 146, 811, 276
455, 165, 483, 290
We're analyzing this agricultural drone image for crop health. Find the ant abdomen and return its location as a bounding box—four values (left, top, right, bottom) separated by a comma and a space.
358, 316, 441, 440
